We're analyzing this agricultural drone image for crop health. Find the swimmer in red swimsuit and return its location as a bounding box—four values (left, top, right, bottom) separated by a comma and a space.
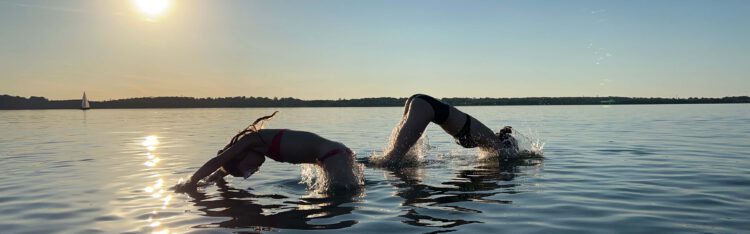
175, 111, 360, 191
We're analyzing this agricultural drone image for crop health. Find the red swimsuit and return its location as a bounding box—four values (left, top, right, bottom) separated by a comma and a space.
265, 129, 351, 164
266, 129, 286, 162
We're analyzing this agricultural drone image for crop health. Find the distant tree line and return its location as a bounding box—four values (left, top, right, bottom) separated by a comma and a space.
1, 94, 748, 110
441, 96, 750, 106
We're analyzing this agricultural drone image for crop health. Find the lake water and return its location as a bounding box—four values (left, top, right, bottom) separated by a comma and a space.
1, 104, 749, 233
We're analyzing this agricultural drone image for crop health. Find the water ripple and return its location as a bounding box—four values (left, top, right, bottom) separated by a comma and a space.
0, 105, 749, 233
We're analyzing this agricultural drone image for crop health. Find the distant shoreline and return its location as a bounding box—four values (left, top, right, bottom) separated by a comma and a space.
1, 94, 748, 110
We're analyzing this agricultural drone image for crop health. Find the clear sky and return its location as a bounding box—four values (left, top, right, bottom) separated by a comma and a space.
0, 0, 748, 100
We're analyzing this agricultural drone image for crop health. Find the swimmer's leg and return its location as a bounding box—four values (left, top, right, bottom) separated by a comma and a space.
383, 97, 433, 162
391, 95, 419, 134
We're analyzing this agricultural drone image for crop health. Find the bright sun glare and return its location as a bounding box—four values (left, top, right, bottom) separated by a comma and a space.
133, 0, 171, 19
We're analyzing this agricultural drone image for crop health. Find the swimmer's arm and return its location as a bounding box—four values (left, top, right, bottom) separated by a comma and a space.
205, 169, 229, 183
472, 117, 502, 148
180, 156, 223, 189
183, 136, 257, 187
175, 166, 222, 192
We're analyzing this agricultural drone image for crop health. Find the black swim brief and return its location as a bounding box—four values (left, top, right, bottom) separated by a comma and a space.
410, 94, 450, 124
454, 114, 479, 148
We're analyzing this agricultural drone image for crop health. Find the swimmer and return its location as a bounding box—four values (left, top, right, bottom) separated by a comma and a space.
175, 111, 360, 191
381, 94, 518, 164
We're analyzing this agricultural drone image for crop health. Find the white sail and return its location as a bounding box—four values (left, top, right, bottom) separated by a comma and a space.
81, 92, 90, 109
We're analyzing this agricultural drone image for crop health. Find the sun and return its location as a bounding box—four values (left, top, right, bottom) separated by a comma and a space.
133, 0, 171, 19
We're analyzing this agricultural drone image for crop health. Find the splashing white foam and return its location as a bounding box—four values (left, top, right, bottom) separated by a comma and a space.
369, 133, 430, 167
405, 134, 430, 161
300, 153, 364, 194
516, 129, 545, 157
480, 129, 545, 160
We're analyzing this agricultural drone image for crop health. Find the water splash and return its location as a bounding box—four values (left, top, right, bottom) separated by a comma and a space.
405, 134, 430, 162
369, 133, 430, 167
300, 164, 325, 191
479, 129, 545, 160
300, 153, 364, 194
515, 129, 545, 157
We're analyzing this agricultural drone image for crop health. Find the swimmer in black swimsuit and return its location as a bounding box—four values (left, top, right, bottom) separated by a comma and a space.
381, 94, 518, 163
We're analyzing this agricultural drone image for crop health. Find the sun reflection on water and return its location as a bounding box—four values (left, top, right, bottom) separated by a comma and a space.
142, 136, 159, 147
142, 135, 159, 151
139, 135, 171, 234
144, 157, 160, 167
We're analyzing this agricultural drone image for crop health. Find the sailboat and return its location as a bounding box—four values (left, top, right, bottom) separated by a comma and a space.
81, 92, 91, 110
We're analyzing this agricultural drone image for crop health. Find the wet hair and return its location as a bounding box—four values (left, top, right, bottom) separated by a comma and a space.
218, 111, 278, 154
219, 111, 278, 177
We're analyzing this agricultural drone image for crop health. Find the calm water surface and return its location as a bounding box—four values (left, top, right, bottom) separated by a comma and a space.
1, 104, 749, 233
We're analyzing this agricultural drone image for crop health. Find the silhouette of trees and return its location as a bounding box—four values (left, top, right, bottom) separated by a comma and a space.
1, 94, 748, 110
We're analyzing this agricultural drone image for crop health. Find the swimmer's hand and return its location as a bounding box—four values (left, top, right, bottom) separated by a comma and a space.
172, 179, 197, 193
242, 167, 259, 179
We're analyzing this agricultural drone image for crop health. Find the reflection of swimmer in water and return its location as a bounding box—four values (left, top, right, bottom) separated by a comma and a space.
182, 179, 358, 230
175, 111, 360, 191
378, 94, 519, 165
381, 158, 535, 229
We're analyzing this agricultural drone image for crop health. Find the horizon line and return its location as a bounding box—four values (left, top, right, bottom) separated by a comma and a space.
4, 93, 750, 102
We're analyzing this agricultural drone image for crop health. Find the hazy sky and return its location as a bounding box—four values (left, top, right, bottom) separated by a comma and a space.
0, 0, 748, 100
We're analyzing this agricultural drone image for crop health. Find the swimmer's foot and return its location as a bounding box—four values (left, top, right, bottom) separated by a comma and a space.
498, 126, 519, 157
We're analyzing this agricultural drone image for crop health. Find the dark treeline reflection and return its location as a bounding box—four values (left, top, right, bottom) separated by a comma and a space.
182, 179, 359, 231
381, 158, 542, 231
3, 94, 749, 109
